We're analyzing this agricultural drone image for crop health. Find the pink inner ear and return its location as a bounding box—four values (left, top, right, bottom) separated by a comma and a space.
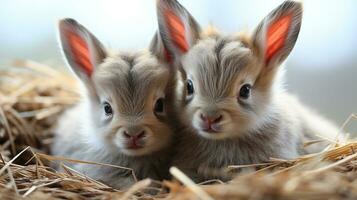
65, 30, 93, 75
265, 14, 292, 64
164, 10, 189, 53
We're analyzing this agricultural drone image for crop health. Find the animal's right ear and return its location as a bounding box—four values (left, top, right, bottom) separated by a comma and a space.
156, 0, 201, 63
58, 18, 106, 84
149, 32, 173, 63
252, 1, 302, 69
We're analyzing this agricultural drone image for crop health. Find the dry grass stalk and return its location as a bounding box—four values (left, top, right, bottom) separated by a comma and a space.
0, 60, 357, 200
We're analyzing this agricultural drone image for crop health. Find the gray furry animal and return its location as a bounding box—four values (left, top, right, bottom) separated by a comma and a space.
155, 0, 340, 182
52, 18, 177, 188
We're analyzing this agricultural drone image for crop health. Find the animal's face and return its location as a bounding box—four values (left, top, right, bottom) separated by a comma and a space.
179, 36, 272, 139
92, 53, 172, 156
58, 19, 174, 156
156, 0, 302, 140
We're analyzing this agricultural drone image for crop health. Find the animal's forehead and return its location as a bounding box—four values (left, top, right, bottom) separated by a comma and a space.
181, 35, 253, 98
182, 36, 252, 74
94, 50, 168, 86
93, 50, 169, 113
95, 50, 167, 79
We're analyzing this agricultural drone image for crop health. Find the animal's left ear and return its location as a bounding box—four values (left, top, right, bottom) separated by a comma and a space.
252, 0, 302, 68
155, 0, 201, 63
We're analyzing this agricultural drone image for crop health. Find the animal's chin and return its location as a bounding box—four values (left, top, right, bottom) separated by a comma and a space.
192, 123, 227, 140
120, 147, 152, 156
196, 129, 230, 140
197, 126, 250, 140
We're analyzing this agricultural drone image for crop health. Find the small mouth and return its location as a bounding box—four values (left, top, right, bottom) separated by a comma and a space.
126, 145, 143, 149
126, 143, 144, 150
200, 123, 221, 133
202, 127, 220, 133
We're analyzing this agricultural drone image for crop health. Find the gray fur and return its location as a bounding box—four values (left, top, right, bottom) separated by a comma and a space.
156, 0, 341, 182
52, 19, 177, 189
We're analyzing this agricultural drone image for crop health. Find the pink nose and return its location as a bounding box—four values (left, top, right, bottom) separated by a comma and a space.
123, 130, 146, 141
200, 113, 222, 131
123, 130, 146, 149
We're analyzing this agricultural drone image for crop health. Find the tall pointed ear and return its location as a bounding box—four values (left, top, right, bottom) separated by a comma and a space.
252, 0, 302, 68
149, 32, 173, 63
156, 0, 201, 62
58, 18, 106, 84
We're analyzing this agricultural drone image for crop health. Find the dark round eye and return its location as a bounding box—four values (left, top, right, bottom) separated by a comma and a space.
186, 79, 194, 96
239, 84, 251, 99
103, 102, 113, 116
154, 98, 164, 114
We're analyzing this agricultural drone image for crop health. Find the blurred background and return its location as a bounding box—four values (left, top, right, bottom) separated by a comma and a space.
0, 0, 356, 132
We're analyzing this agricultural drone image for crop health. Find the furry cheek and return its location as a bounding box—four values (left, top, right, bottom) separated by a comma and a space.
228, 108, 255, 136
145, 125, 172, 152
112, 131, 127, 149
182, 102, 199, 128
191, 111, 204, 131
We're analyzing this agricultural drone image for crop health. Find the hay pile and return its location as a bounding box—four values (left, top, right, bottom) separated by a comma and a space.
0, 60, 356, 200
